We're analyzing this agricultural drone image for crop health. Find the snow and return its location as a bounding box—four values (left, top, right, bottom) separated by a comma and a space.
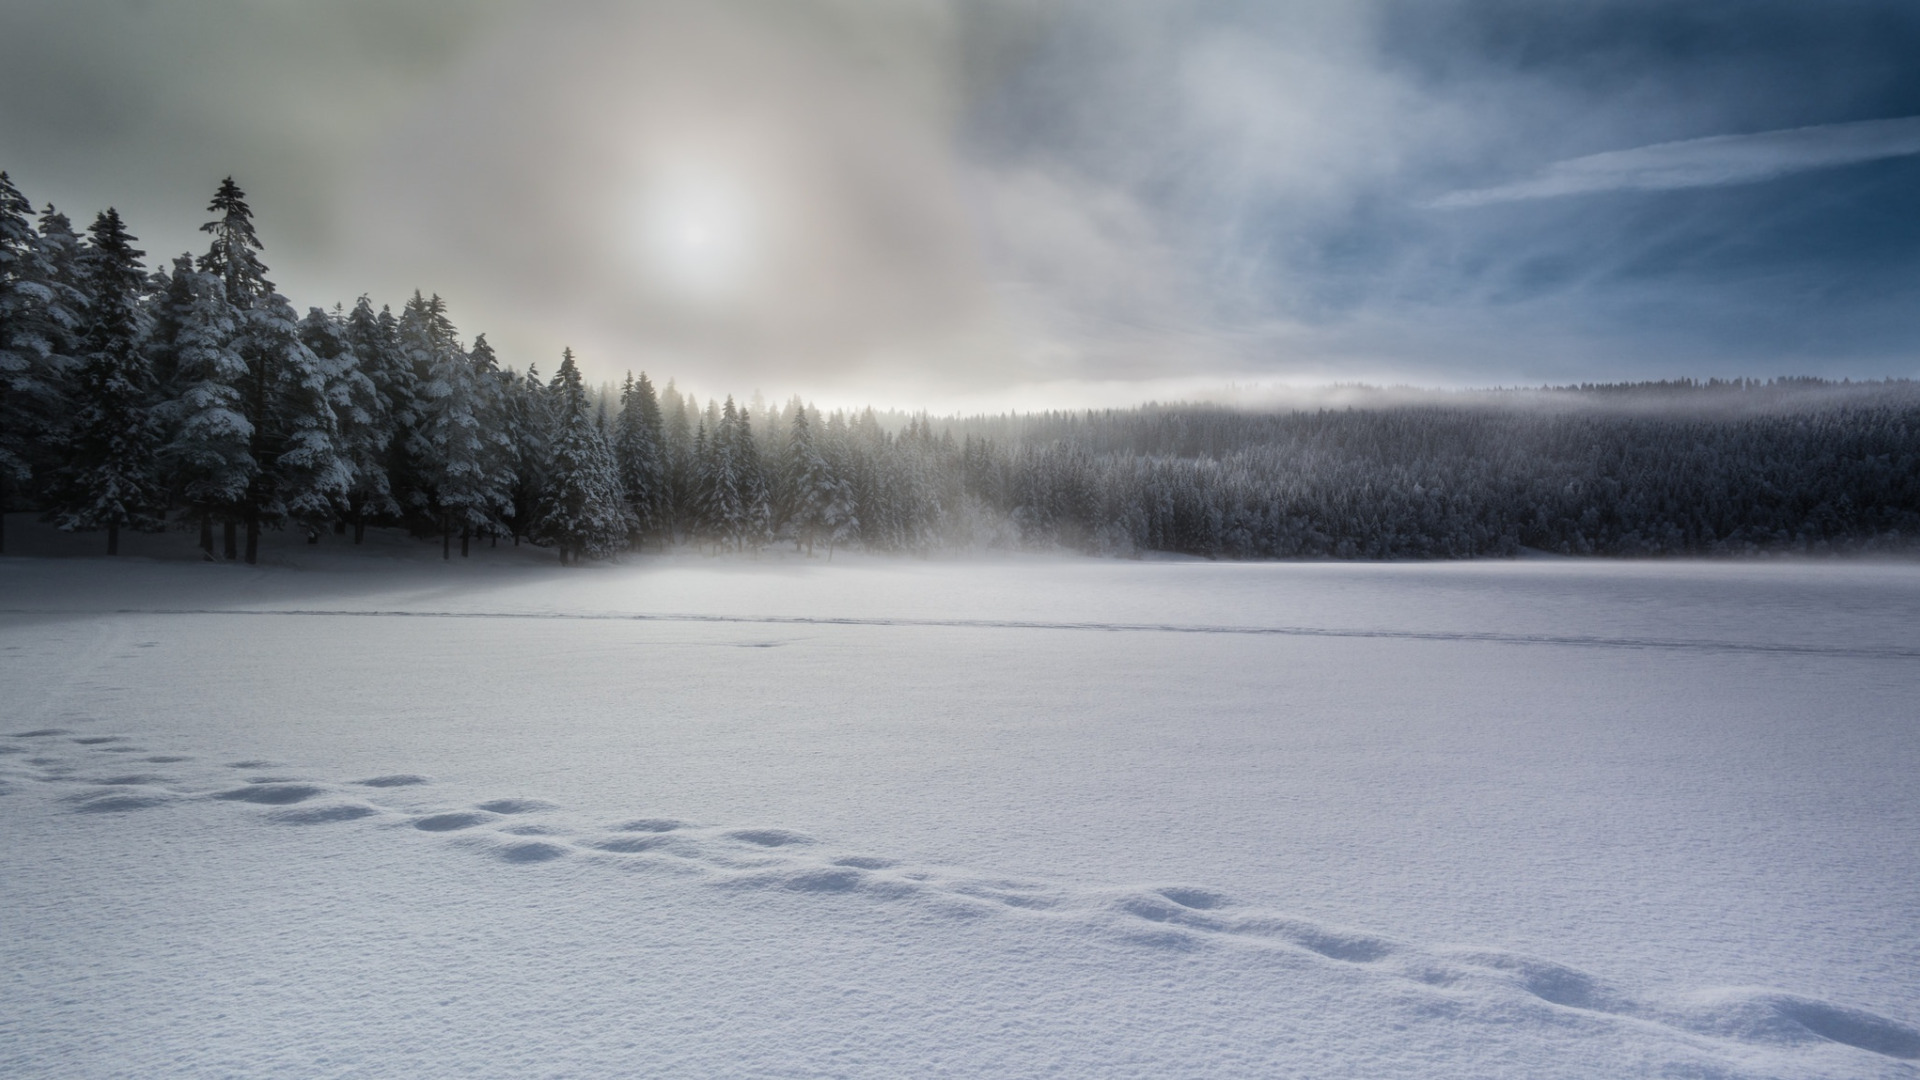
3, 523, 1918, 1078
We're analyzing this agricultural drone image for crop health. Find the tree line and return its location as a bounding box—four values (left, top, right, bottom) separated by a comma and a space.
3, 171, 1917, 564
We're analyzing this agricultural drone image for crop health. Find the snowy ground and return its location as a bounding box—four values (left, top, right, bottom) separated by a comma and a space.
3, 521, 1918, 1078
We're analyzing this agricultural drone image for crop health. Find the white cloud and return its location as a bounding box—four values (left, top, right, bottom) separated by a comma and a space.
1434, 115, 1920, 209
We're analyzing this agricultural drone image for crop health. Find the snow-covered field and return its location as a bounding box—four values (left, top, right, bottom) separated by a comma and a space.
3, 525, 1918, 1078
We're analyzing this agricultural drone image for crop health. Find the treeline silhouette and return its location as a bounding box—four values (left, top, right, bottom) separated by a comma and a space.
3, 172, 1916, 563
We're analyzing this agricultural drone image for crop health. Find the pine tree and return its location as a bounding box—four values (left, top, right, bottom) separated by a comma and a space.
780, 401, 835, 555
660, 380, 693, 542
396, 291, 460, 529
698, 398, 745, 549
299, 306, 391, 543
335, 298, 401, 541
0, 174, 81, 552
732, 398, 772, 551
534, 348, 631, 563
613, 371, 667, 546
413, 324, 513, 558
257, 291, 350, 547
501, 362, 552, 544
198, 178, 348, 561
466, 333, 518, 549
156, 259, 251, 557
45, 209, 162, 554
348, 298, 416, 533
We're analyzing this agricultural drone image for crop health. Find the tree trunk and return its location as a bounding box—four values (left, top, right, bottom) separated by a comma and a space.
244, 513, 260, 565
107, 522, 119, 556
442, 522, 451, 560
461, 526, 470, 558
223, 521, 238, 561
353, 514, 365, 544
199, 513, 214, 558
334, 518, 347, 535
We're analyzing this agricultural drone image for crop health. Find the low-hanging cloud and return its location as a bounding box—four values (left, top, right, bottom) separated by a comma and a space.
1432, 115, 1920, 208
5, 0, 1920, 401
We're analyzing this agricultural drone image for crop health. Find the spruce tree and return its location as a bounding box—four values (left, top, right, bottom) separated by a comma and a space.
781, 401, 835, 555
501, 362, 552, 545
413, 324, 513, 557
157, 258, 251, 556
335, 298, 401, 541
534, 349, 631, 563
198, 178, 348, 561
614, 371, 668, 547
299, 306, 391, 543
466, 334, 518, 549
0, 174, 81, 552
731, 398, 771, 551
45, 209, 162, 554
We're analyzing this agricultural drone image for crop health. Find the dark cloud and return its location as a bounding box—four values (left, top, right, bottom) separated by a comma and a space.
3, 0, 1917, 404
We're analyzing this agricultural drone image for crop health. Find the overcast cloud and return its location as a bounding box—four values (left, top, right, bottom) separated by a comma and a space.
3, 0, 1918, 406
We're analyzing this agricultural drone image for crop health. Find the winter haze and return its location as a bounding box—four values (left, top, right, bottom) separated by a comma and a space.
5, 0, 1920, 407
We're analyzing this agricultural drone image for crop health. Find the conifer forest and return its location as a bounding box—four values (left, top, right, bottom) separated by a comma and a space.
4, 172, 1917, 565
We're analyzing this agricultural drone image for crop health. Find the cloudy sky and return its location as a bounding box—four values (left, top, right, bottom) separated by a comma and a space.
4, 0, 1919, 407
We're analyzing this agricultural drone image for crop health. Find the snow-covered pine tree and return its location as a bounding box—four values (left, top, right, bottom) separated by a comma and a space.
298, 306, 391, 543
731, 396, 771, 551
780, 400, 835, 555
199, 178, 349, 561
0, 173, 82, 553
413, 326, 515, 558
255, 291, 350, 549
613, 371, 667, 546
45, 209, 162, 554
819, 411, 859, 558
396, 291, 462, 531
156, 257, 251, 557
33, 204, 86, 371
467, 334, 519, 550
502, 362, 552, 544
699, 398, 746, 550
331, 299, 400, 541
534, 349, 631, 564
347, 298, 417, 533
660, 380, 693, 542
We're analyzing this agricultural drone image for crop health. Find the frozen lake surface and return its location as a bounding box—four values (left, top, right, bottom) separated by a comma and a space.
3, 534, 1918, 1078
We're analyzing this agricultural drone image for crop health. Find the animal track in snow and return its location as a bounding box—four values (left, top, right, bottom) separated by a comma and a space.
475, 798, 557, 815
356, 774, 430, 788
10, 728, 1919, 1069
214, 783, 324, 806
413, 811, 495, 832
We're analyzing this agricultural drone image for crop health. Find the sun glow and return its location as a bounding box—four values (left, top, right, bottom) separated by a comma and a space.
634, 162, 760, 305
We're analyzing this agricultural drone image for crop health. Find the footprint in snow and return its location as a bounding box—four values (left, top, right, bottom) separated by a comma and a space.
475, 798, 557, 815
213, 783, 324, 806
271, 803, 380, 825
413, 811, 494, 832
727, 828, 813, 847
614, 818, 686, 833
64, 787, 176, 813
496, 840, 569, 864
355, 774, 430, 788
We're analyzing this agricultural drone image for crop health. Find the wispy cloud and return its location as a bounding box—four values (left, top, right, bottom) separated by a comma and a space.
1434, 116, 1920, 209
